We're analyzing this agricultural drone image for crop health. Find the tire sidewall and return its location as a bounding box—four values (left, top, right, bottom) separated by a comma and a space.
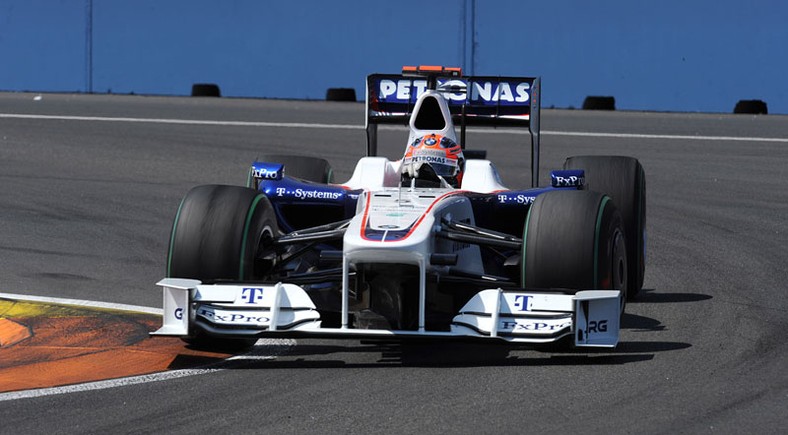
167, 185, 278, 282
522, 190, 627, 300
564, 156, 645, 298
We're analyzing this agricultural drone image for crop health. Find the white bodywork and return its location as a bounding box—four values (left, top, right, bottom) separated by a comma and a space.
153, 85, 622, 348
154, 279, 620, 347
154, 175, 621, 347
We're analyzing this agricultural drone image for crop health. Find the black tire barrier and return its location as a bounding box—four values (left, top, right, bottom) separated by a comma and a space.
733, 99, 767, 114
326, 88, 357, 102
582, 96, 616, 110
191, 83, 221, 97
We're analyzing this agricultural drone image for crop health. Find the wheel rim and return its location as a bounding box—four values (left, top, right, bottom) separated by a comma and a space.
253, 224, 277, 279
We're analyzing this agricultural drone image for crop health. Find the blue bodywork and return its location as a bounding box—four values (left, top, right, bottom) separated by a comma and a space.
253, 163, 584, 235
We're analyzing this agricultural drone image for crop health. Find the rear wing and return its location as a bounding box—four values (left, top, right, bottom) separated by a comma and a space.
365, 72, 542, 187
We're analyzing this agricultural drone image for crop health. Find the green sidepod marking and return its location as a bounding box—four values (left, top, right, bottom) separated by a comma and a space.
239, 194, 266, 280
520, 205, 534, 288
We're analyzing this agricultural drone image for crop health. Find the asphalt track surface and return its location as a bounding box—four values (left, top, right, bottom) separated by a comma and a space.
1, 93, 787, 433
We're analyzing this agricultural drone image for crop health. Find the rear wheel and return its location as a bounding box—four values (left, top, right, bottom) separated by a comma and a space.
522, 190, 627, 313
167, 184, 279, 349
564, 155, 645, 299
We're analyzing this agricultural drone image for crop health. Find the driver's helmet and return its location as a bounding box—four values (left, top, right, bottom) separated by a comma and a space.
403, 134, 464, 187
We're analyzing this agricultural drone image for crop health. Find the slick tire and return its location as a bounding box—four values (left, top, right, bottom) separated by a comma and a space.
167, 184, 278, 282
253, 154, 333, 184
522, 190, 628, 312
564, 155, 646, 299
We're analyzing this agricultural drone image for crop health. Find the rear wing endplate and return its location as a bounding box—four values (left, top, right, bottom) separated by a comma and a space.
365, 73, 541, 187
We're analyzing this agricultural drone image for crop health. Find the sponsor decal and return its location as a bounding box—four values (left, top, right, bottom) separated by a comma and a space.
409, 155, 449, 165
411, 148, 447, 159
379, 79, 427, 101
274, 187, 343, 200
198, 308, 271, 325
587, 319, 608, 333
174, 308, 183, 320
294, 189, 342, 200
254, 167, 280, 179
552, 175, 584, 187
496, 193, 536, 205
252, 162, 284, 180
240, 287, 265, 304
551, 170, 585, 188
377, 79, 531, 105
513, 295, 533, 311
500, 319, 572, 332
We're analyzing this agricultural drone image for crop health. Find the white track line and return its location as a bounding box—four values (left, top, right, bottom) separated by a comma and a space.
0, 292, 294, 401
0, 367, 220, 402
0, 339, 295, 402
0, 113, 358, 130
2, 112, 787, 143
542, 130, 788, 143
0, 292, 162, 315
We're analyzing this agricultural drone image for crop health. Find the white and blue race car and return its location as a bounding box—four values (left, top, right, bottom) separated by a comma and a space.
153, 66, 646, 350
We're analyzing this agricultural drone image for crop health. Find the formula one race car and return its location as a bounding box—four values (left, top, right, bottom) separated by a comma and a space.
153, 65, 646, 350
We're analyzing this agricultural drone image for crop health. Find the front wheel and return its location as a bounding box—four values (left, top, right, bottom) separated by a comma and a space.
167, 184, 278, 282
564, 155, 646, 299
522, 190, 628, 313
166, 184, 278, 350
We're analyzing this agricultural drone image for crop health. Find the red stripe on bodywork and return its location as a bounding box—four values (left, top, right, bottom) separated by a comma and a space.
360, 191, 466, 242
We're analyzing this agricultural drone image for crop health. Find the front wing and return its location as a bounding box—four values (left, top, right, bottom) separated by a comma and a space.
152, 278, 621, 348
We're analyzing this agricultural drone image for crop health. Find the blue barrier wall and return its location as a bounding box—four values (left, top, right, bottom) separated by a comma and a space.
1, 0, 786, 113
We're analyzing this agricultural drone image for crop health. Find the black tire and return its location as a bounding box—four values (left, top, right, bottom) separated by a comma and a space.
167, 185, 277, 350
167, 184, 278, 282
564, 155, 645, 299
522, 191, 628, 310
253, 154, 333, 184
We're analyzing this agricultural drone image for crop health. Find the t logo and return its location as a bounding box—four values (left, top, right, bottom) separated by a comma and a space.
513, 295, 533, 311
241, 288, 265, 304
